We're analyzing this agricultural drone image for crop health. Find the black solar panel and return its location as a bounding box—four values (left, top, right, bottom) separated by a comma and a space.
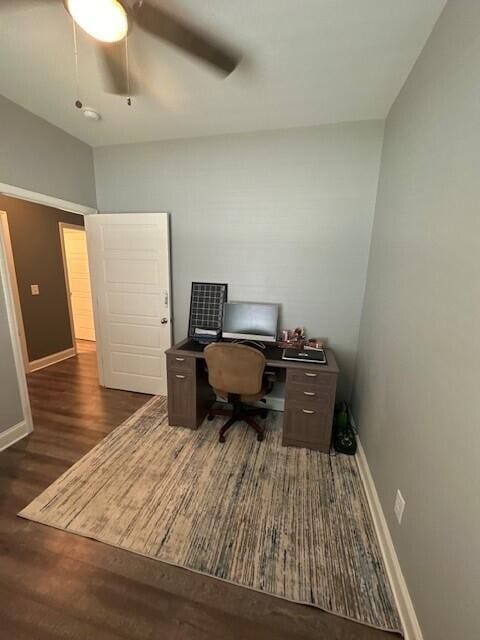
188, 282, 228, 337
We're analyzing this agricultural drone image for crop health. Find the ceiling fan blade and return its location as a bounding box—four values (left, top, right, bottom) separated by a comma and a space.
0, 0, 58, 8
132, 1, 239, 76
96, 40, 135, 96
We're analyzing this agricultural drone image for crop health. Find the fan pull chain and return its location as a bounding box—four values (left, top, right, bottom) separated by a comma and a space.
126, 37, 132, 107
72, 19, 83, 110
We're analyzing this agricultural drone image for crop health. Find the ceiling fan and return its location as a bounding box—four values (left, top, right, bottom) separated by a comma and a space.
5, 0, 240, 96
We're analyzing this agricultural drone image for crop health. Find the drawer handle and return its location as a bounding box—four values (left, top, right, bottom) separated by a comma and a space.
302, 409, 315, 414
305, 372, 317, 378
175, 374, 186, 379
303, 391, 316, 396
175, 357, 185, 362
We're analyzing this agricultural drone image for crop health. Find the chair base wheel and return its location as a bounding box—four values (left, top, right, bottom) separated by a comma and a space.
257, 433, 264, 442
219, 435, 226, 443
207, 414, 215, 421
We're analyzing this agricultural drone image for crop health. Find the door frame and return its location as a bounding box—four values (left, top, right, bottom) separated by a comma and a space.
0, 184, 97, 373
59, 222, 92, 356
0, 212, 33, 448
0, 183, 96, 448
0, 211, 30, 369
0, 182, 97, 216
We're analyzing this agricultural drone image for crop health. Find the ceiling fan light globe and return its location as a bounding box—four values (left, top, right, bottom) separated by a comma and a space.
66, 0, 128, 43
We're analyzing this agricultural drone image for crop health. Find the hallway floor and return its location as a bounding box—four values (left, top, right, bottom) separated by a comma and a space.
75, 338, 96, 354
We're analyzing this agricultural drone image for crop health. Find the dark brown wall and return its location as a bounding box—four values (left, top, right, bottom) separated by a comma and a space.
0, 195, 85, 362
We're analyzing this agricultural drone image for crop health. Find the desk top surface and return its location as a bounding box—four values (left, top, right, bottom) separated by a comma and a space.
167, 338, 339, 375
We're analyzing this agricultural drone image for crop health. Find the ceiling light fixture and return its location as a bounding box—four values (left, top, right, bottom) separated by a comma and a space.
65, 0, 129, 43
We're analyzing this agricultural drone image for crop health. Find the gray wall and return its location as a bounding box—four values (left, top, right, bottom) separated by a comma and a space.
0, 95, 96, 438
352, 2, 480, 639
0, 269, 23, 434
94, 121, 384, 398
0, 94, 96, 208
0, 195, 85, 361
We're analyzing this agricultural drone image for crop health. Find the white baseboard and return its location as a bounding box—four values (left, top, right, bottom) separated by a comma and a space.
0, 420, 31, 452
355, 436, 424, 640
29, 347, 76, 373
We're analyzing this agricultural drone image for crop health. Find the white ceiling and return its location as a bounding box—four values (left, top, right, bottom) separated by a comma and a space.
0, 0, 446, 147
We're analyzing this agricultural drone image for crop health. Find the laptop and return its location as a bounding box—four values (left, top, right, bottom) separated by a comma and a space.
281, 348, 327, 364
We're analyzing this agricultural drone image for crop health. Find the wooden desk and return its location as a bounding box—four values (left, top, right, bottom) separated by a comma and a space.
165, 339, 339, 452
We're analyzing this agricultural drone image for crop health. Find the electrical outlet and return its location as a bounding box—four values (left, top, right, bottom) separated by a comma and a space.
30, 284, 40, 296
394, 490, 406, 525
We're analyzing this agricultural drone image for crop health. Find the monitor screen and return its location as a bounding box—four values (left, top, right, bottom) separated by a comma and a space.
222, 302, 279, 342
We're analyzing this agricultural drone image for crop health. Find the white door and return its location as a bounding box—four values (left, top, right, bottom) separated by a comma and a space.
85, 213, 172, 396
62, 227, 96, 341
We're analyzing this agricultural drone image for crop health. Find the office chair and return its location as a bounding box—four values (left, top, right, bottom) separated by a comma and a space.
204, 342, 272, 443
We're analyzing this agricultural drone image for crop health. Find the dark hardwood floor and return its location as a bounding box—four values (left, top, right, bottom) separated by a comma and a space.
0, 349, 398, 640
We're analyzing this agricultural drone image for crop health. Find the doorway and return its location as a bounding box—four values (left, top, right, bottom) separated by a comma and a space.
1, 200, 172, 400
0, 194, 174, 455
59, 223, 96, 351
0, 196, 95, 373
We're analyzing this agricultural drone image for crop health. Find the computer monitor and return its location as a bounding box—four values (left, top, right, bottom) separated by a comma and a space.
222, 301, 279, 343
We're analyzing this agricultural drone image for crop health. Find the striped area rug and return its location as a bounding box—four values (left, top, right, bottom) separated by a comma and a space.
19, 396, 402, 634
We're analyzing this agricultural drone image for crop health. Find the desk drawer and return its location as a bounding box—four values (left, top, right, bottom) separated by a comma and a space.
167, 353, 195, 373
282, 402, 333, 452
167, 368, 196, 429
286, 383, 331, 407
287, 368, 336, 389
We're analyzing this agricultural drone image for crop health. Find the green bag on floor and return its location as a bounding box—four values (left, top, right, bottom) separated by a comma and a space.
333, 402, 357, 455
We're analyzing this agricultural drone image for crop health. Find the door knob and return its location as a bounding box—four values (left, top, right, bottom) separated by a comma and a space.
161, 317, 168, 325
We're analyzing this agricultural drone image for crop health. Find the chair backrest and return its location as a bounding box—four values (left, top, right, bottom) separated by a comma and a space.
204, 343, 266, 396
